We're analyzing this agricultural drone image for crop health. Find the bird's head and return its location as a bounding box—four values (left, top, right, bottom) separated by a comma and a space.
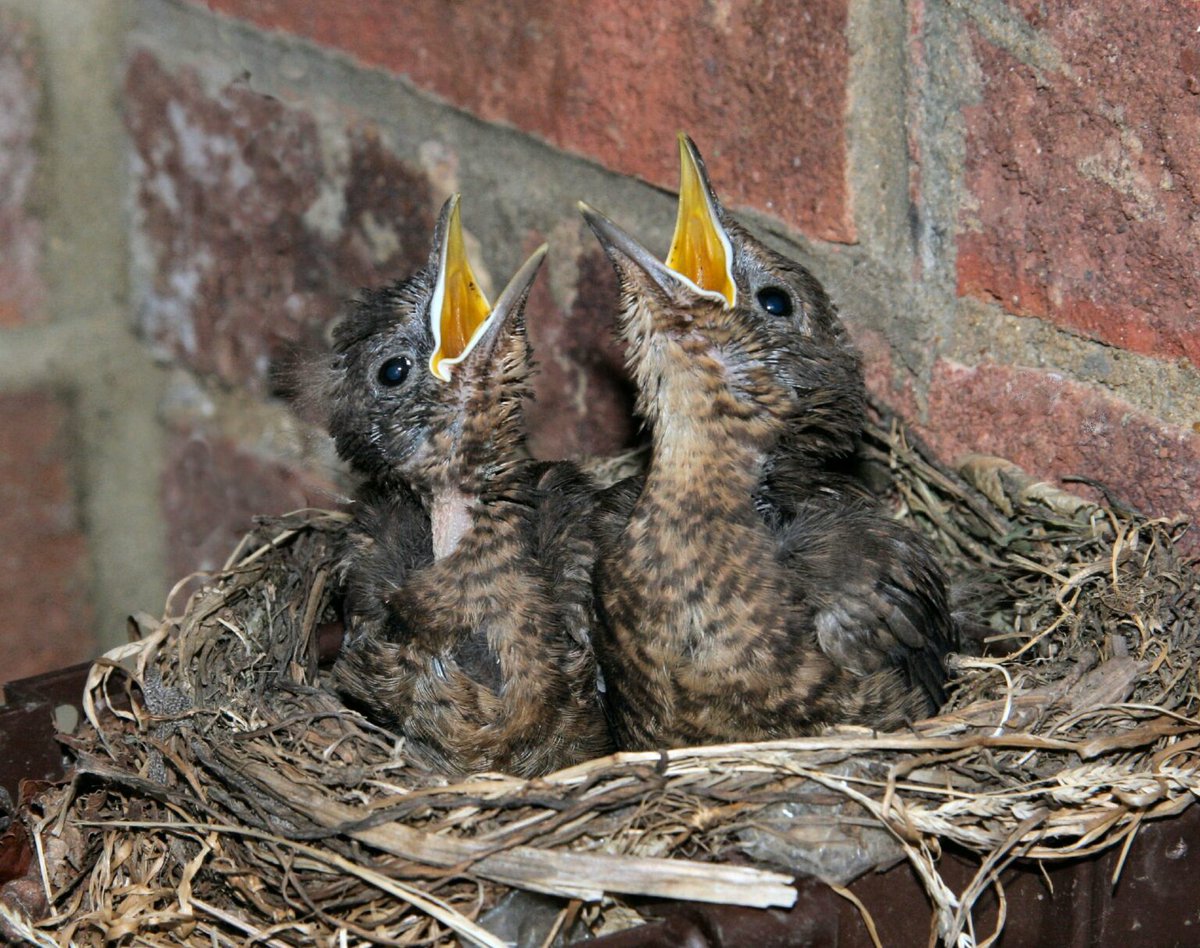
580, 134, 863, 458
324, 194, 544, 493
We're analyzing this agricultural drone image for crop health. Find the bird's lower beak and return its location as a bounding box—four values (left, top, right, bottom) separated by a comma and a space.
665, 134, 737, 307
476, 241, 548, 361
429, 195, 494, 382
577, 200, 684, 298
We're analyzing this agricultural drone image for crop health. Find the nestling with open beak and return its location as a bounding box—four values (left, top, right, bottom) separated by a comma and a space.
325, 195, 613, 776
579, 135, 956, 750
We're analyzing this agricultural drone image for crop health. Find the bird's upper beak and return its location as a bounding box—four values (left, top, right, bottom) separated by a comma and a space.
578, 134, 736, 309
428, 195, 546, 382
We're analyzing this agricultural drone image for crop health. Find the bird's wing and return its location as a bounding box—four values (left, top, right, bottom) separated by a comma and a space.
338, 482, 432, 643
777, 498, 956, 709
528, 461, 605, 651
591, 474, 643, 554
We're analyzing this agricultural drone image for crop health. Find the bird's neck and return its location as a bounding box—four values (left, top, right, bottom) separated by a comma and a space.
424, 471, 528, 559
646, 410, 767, 506
622, 403, 787, 667
420, 421, 531, 561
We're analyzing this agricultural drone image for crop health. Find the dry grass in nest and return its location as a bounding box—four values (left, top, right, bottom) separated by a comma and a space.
7, 410, 1200, 946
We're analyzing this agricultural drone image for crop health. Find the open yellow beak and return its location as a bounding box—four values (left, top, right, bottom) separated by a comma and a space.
429, 196, 494, 382
664, 134, 736, 307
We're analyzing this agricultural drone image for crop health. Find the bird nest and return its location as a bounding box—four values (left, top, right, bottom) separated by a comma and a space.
6, 411, 1200, 947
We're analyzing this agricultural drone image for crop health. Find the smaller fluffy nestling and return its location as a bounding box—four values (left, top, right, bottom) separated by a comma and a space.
579, 135, 957, 750
320, 196, 612, 776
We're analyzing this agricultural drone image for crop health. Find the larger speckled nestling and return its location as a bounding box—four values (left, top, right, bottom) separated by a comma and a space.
580, 136, 957, 750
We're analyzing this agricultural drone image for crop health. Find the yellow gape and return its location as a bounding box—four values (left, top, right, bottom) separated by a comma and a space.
664, 133, 737, 307
429, 196, 494, 382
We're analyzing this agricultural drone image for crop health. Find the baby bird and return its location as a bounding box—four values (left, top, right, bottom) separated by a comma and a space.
325, 195, 612, 776
579, 135, 955, 750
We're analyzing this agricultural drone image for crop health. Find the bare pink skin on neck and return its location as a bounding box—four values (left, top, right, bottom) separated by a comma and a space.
430, 487, 475, 560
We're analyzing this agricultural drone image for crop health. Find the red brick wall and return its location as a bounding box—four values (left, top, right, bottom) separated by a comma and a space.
0, 392, 94, 681
928, 2, 1200, 516
958, 4, 1199, 367
126, 49, 436, 391
2, 0, 1198, 684
191, 0, 856, 243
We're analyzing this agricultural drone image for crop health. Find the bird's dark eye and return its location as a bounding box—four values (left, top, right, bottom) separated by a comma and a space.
756, 287, 793, 317
377, 356, 413, 387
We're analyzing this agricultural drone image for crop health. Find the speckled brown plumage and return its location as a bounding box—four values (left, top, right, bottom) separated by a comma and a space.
319, 199, 612, 776
581, 138, 956, 750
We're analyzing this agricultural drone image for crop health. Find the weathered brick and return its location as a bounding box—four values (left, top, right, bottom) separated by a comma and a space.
126, 49, 434, 391
924, 361, 1200, 536
162, 429, 337, 584
0, 392, 94, 684
0, 14, 46, 327
854, 326, 922, 424
526, 244, 637, 461
958, 3, 1200, 367
187, 0, 854, 243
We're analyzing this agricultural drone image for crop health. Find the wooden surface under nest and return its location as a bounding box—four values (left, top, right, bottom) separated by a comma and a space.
7, 413, 1200, 946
